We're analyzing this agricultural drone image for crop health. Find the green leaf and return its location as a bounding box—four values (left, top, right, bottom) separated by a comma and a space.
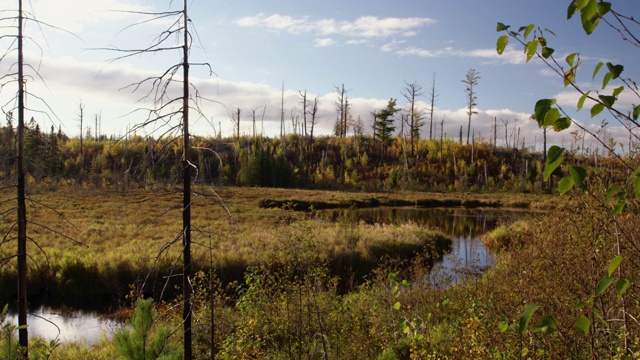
612, 201, 627, 216
615, 279, 631, 297
606, 185, 620, 200
606, 62, 624, 79
608, 256, 623, 276
519, 303, 539, 333
577, 91, 591, 110
544, 145, 565, 180
569, 166, 587, 184
602, 72, 612, 89
635, 176, 640, 196
532, 315, 559, 335
576, 297, 593, 310
573, 315, 590, 336
612, 86, 624, 97
567, 1, 577, 19
592, 62, 604, 80
576, 0, 590, 10
566, 52, 577, 66
598, 2, 611, 16
496, 35, 509, 55
580, 0, 599, 34
543, 108, 561, 127
591, 103, 605, 117
496, 22, 510, 31
498, 318, 509, 333
393, 301, 401, 310
534, 98, 556, 122
525, 40, 538, 62
559, 176, 575, 194
547, 145, 564, 163
599, 95, 616, 108
596, 276, 614, 295
633, 105, 640, 121
541, 46, 554, 59
553, 117, 572, 131
523, 24, 535, 40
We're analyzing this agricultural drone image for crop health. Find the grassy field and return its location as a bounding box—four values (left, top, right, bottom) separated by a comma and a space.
8, 184, 635, 359
3, 184, 530, 309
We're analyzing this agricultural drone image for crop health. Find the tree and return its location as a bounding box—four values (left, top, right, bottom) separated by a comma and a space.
373, 98, 400, 157
115, 298, 182, 360
496, 1, 639, 354
333, 84, 350, 138
462, 69, 480, 145
103, 1, 213, 357
496, 1, 638, 196
427, 73, 438, 140
308, 96, 318, 153
401, 81, 425, 156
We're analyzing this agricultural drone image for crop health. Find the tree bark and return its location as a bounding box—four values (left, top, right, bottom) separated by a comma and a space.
182, 1, 193, 357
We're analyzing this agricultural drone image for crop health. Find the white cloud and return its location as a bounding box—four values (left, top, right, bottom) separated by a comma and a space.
8, 0, 154, 33
234, 14, 435, 39
380, 39, 406, 52
396, 45, 527, 64
314, 38, 336, 47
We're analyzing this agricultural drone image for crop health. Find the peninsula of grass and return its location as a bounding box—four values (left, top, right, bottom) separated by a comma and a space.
0, 184, 478, 310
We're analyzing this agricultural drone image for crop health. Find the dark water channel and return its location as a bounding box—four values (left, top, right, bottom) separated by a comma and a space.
6, 207, 519, 345
322, 207, 520, 285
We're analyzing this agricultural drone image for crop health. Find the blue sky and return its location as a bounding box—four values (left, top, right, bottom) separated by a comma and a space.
1, 0, 638, 151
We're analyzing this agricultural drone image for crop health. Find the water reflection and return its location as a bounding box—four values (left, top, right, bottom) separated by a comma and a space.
322, 207, 518, 285
8, 307, 121, 345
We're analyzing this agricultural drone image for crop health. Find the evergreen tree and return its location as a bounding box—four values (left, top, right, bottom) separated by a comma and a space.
373, 98, 400, 145
115, 298, 182, 360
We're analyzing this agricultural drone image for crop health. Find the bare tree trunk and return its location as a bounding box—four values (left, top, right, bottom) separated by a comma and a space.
182, 1, 193, 357
17, 0, 28, 354
428, 73, 437, 140
280, 82, 285, 139
493, 117, 497, 149
309, 97, 318, 154
79, 102, 84, 168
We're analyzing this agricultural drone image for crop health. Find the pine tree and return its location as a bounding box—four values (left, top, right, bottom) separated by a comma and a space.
373, 98, 400, 159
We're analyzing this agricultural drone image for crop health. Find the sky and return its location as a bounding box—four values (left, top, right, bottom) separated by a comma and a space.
0, 0, 638, 152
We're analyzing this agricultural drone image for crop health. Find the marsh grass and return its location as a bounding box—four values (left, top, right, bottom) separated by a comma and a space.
481, 219, 532, 252
0, 185, 451, 309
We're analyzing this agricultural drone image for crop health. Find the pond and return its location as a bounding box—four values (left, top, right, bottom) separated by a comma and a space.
7, 307, 122, 346
321, 207, 520, 285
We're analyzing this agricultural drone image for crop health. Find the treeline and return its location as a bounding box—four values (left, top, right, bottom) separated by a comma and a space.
1, 120, 618, 193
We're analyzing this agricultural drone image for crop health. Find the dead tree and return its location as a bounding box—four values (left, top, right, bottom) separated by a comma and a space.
462, 69, 480, 145
333, 84, 350, 138
427, 73, 438, 140
101, 2, 214, 357
401, 80, 425, 156
0, 2, 82, 356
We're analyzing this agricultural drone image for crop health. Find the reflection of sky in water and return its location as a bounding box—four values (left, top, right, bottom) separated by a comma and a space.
5, 208, 514, 344
323, 207, 520, 286
8, 307, 122, 345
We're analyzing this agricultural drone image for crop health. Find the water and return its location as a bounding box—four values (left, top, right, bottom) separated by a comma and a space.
322, 207, 520, 285
4, 207, 517, 345
7, 307, 122, 346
